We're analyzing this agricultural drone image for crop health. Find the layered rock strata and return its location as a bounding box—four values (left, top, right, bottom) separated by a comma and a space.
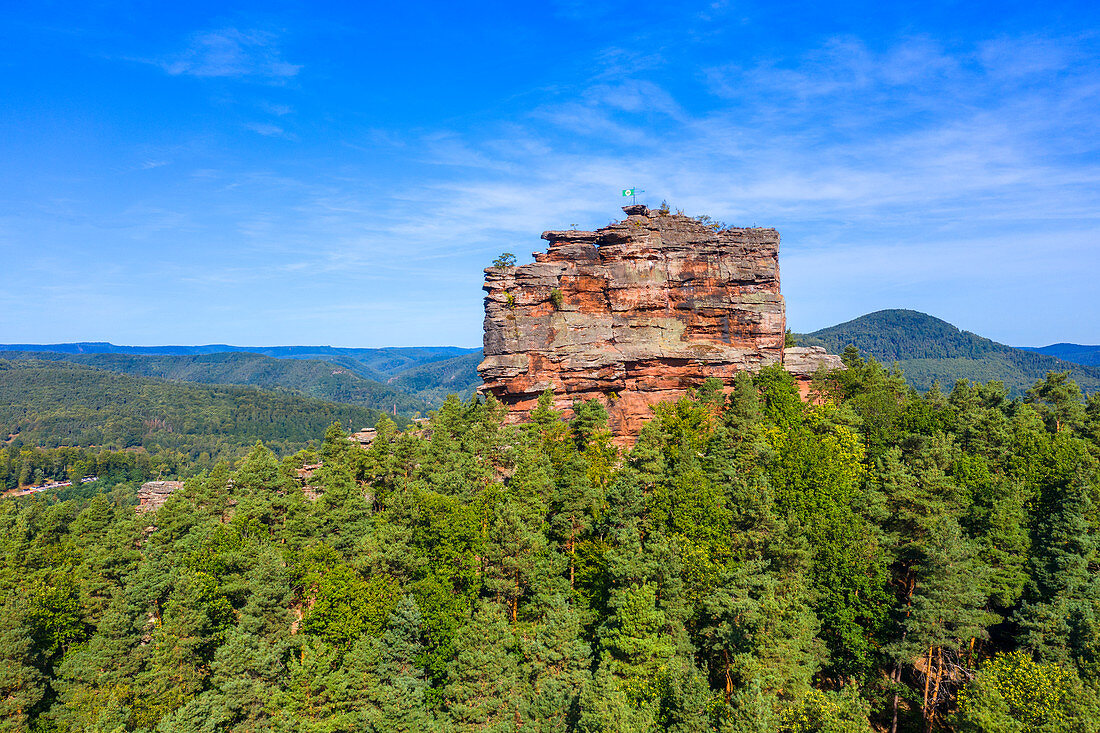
478, 205, 790, 441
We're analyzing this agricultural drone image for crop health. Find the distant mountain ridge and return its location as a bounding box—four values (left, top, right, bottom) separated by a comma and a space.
1020, 343, 1100, 367
0, 344, 485, 415
797, 309, 1100, 395
0, 342, 479, 381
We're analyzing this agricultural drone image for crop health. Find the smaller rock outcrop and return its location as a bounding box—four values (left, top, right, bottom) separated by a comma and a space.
783, 346, 844, 398
137, 480, 184, 513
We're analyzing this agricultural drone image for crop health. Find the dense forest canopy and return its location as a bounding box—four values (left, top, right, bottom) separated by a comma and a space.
3, 353, 1100, 731
1023, 344, 1100, 368
0, 359, 389, 468
0, 344, 478, 380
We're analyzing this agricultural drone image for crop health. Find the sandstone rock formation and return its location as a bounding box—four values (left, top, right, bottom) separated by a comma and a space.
137, 480, 184, 512
783, 346, 845, 399
480, 205, 818, 441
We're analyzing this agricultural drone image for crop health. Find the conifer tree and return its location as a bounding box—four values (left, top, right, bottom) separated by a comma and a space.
0, 597, 45, 731
519, 594, 593, 732
482, 498, 548, 622
1016, 435, 1100, 674
443, 600, 521, 732
51, 593, 144, 731
888, 517, 996, 732
339, 595, 435, 732
1026, 371, 1088, 434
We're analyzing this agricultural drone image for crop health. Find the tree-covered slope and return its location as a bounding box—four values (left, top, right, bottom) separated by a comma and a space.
384, 350, 483, 403
798, 309, 1100, 394
0, 359, 387, 460
0, 351, 439, 415
1021, 343, 1100, 366
5, 365, 1100, 731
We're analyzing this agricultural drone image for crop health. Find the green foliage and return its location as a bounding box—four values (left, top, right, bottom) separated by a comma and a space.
0, 358, 387, 463
955, 651, 1080, 732
301, 565, 401, 647
2, 353, 1100, 731
779, 688, 873, 733
0, 349, 446, 414
492, 252, 517, 268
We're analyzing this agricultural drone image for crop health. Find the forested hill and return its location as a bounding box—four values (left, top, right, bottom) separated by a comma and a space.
384, 351, 483, 404
1022, 343, 1100, 366
0, 351, 440, 415
0, 359, 387, 462
798, 309, 1100, 395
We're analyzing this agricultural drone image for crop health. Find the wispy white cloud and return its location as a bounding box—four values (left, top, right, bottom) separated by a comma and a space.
259, 101, 294, 116
279, 32, 1096, 344
20, 26, 1096, 347
159, 27, 300, 79
245, 122, 287, 137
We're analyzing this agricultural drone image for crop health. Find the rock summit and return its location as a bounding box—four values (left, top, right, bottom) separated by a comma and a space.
478, 205, 840, 442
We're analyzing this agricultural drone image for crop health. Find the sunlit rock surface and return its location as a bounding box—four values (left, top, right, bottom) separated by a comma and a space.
479, 205, 800, 442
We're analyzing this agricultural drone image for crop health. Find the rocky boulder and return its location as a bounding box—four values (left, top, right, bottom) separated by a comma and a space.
137, 480, 184, 512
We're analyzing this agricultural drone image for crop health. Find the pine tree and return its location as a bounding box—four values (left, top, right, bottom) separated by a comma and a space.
482, 498, 548, 622
235, 441, 284, 493
50, 593, 144, 731
888, 517, 996, 732
1026, 372, 1087, 434
0, 596, 45, 731
1015, 434, 1100, 674
268, 637, 343, 731
519, 594, 593, 732
166, 548, 295, 731
598, 582, 678, 702
443, 600, 521, 732
340, 595, 435, 732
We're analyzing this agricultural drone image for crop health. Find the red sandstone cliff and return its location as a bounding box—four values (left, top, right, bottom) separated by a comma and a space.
478, 205, 803, 441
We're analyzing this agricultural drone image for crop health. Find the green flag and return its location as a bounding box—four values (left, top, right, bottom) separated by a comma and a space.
621, 188, 634, 196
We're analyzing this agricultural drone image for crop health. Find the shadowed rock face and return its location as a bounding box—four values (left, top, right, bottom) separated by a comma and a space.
478, 205, 788, 442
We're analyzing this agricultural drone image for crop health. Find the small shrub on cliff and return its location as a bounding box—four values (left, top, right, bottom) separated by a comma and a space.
693, 213, 728, 231
550, 288, 563, 310
492, 252, 516, 268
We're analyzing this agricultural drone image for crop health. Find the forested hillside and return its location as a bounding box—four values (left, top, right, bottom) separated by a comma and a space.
0, 359, 386, 465
4, 355, 1100, 731
798, 309, 1100, 394
1023, 343, 1100, 366
0, 351, 436, 415
0, 345, 483, 411
384, 351, 482, 403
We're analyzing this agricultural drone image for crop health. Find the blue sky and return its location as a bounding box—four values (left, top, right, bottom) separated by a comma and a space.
2, 1, 1098, 348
